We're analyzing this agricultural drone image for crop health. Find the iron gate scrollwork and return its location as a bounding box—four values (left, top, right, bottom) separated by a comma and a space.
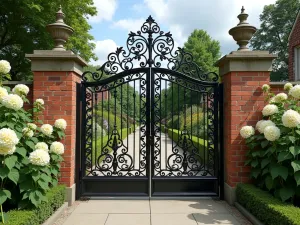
76, 16, 223, 198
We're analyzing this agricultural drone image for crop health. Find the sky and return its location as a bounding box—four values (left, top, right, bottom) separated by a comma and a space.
88, 0, 277, 66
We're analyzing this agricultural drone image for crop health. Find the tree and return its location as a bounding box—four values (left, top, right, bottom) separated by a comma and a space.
183, 29, 221, 75
250, 0, 300, 81
0, 0, 97, 81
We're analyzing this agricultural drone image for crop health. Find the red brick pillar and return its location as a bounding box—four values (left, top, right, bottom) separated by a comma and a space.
216, 51, 277, 204
26, 50, 87, 205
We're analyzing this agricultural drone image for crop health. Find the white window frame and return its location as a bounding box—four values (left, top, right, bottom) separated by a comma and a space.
295, 46, 300, 81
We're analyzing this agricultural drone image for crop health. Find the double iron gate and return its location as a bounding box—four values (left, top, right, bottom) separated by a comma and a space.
76, 16, 223, 198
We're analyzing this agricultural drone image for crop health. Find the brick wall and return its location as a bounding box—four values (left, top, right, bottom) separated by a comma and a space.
289, 13, 300, 81
33, 71, 81, 187
222, 71, 270, 187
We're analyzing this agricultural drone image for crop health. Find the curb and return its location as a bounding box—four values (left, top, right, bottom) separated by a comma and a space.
42, 202, 68, 225
234, 202, 264, 225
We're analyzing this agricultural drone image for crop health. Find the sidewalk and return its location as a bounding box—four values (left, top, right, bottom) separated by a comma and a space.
53, 199, 252, 225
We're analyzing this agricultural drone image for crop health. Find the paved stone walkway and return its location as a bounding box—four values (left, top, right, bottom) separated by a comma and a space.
54, 200, 252, 225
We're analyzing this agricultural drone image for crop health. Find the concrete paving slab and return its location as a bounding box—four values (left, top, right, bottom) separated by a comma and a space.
151, 214, 198, 225
62, 213, 108, 225
193, 213, 241, 225
105, 214, 151, 225
150, 200, 229, 214
72, 200, 150, 214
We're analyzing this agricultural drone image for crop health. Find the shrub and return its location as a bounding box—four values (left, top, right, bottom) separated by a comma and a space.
180, 112, 205, 138
240, 83, 300, 203
167, 115, 181, 129
236, 184, 300, 225
5, 185, 65, 225
96, 110, 126, 132
0, 60, 66, 220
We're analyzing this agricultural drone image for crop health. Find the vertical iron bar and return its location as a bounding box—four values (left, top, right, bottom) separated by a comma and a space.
146, 68, 151, 195
134, 80, 136, 168
121, 85, 123, 139
95, 91, 98, 169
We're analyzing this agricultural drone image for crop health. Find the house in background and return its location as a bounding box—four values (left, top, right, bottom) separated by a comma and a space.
289, 9, 300, 81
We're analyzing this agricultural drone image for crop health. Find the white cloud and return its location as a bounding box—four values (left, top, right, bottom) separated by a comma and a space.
144, 0, 276, 54
112, 18, 145, 32
89, 0, 117, 23
90, 39, 118, 66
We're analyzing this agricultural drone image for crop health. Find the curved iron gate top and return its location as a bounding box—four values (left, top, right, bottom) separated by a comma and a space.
77, 16, 223, 198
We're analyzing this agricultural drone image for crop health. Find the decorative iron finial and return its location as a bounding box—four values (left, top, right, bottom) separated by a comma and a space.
46, 6, 74, 51
229, 7, 257, 51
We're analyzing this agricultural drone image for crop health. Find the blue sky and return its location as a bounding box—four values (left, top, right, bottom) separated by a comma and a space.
87, 0, 277, 66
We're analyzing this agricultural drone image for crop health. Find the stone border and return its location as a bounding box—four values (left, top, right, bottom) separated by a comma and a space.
234, 202, 264, 225
42, 202, 68, 225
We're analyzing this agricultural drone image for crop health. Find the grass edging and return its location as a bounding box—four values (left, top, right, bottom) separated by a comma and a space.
234, 202, 264, 225
5, 185, 66, 225
236, 184, 300, 225
42, 202, 68, 225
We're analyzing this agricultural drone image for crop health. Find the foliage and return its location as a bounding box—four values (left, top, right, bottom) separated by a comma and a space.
250, 0, 300, 81
5, 185, 65, 225
240, 83, 300, 203
0, 0, 97, 80
183, 29, 221, 75
0, 61, 66, 222
237, 184, 300, 225
96, 110, 127, 133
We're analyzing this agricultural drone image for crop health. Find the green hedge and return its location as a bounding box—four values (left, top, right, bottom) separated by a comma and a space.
6, 185, 65, 225
236, 184, 300, 225
167, 129, 207, 162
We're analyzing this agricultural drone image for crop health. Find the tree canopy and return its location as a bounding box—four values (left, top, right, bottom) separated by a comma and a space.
0, 0, 98, 80
250, 0, 300, 81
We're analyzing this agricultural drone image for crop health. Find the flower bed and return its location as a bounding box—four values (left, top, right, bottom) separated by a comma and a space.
237, 184, 300, 225
0, 60, 67, 223
240, 83, 300, 204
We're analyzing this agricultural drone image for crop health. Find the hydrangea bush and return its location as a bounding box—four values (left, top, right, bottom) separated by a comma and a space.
0, 60, 67, 217
240, 83, 300, 203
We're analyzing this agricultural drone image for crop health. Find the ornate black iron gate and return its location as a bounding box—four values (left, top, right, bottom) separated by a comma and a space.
76, 16, 223, 198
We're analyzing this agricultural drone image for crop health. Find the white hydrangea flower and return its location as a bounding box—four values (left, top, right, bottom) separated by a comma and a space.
29, 149, 50, 166
269, 97, 276, 104
54, 119, 67, 130
22, 127, 34, 138
35, 99, 44, 105
27, 123, 37, 130
240, 126, 255, 139
264, 126, 281, 141
262, 84, 270, 92
262, 104, 279, 116
282, 109, 300, 128
0, 128, 19, 149
284, 83, 293, 91
257, 120, 276, 134
274, 93, 288, 102
50, 141, 64, 155
12, 84, 29, 96
289, 85, 300, 99
0, 87, 8, 102
0, 146, 15, 155
0, 60, 11, 74
40, 124, 53, 137
35, 142, 48, 151
1, 94, 23, 110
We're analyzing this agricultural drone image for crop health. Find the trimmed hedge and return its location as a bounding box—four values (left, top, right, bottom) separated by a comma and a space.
236, 184, 300, 225
167, 128, 207, 162
6, 185, 65, 225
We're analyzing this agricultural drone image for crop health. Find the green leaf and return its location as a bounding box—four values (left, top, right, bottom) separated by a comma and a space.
3, 190, 11, 199
25, 141, 35, 150
291, 146, 300, 157
289, 136, 296, 143
261, 140, 269, 148
291, 161, 300, 173
251, 160, 259, 168
0, 190, 8, 205
16, 147, 27, 157
8, 169, 19, 185
40, 173, 51, 183
37, 180, 49, 190
29, 191, 39, 207
20, 180, 34, 192
32, 171, 40, 182
279, 187, 295, 202
265, 176, 273, 190
278, 151, 293, 162
270, 165, 288, 180
261, 158, 270, 168
295, 172, 300, 186
4, 155, 18, 170
0, 167, 9, 180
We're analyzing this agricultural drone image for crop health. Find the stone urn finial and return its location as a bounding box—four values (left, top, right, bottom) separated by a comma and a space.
46, 6, 74, 51
229, 6, 257, 51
